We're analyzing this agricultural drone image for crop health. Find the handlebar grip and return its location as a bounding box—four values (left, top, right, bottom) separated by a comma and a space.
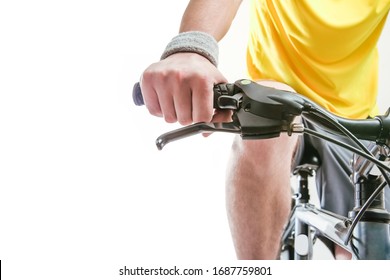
132, 82, 144, 106
132, 81, 237, 109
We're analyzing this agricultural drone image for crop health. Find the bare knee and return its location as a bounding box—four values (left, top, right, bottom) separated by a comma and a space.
226, 79, 299, 178
228, 134, 298, 176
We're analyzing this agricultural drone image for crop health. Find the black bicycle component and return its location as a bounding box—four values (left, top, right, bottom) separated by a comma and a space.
281, 162, 319, 260
234, 80, 305, 121
133, 79, 390, 148
293, 164, 318, 204
376, 108, 390, 146
348, 177, 390, 222
293, 165, 316, 260
213, 82, 238, 109
351, 142, 390, 216
155, 122, 241, 150
135, 78, 390, 259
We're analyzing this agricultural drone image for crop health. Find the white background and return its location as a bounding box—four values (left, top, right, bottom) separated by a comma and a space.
0, 1, 389, 279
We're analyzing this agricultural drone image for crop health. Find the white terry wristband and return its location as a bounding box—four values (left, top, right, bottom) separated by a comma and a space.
160, 31, 219, 67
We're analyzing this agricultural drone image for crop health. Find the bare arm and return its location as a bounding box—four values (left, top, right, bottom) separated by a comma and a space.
180, 0, 242, 41
141, 0, 242, 125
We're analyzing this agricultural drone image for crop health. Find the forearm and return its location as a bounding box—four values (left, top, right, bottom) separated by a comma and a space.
141, 1, 238, 124
179, 0, 242, 41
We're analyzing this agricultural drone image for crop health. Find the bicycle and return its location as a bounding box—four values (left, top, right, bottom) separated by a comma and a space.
133, 79, 390, 260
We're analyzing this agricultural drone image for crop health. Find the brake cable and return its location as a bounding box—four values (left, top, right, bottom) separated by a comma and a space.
302, 106, 390, 246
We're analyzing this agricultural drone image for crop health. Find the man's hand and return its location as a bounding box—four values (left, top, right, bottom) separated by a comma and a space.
140, 52, 228, 125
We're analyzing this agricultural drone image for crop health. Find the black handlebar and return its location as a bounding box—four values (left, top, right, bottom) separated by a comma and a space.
133, 80, 390, 149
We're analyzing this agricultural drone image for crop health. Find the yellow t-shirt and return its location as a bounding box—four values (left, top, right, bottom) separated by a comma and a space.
247, 0, 390, 118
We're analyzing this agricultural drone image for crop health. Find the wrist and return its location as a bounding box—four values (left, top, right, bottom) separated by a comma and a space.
160, 31, 219, 67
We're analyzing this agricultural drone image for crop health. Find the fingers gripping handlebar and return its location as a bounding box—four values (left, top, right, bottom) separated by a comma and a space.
133, 79, 390, 150
132, 80, 239, 109
133, 79, 303, 115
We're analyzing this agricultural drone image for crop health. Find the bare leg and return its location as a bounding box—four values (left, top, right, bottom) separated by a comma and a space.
335, 246, 352, 260
225, 81, 299, 259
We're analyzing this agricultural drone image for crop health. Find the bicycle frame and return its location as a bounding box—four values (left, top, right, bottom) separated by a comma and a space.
292, 205, 390, 259
282, 151, 390, 260
133, 79, 390, 260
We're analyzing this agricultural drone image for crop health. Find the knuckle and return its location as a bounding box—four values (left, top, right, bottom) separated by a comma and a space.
164, 114, 177, 123
147, 106, 162, 117
178, 117, 192, 126
142, 67, 157, 81
193, 112, 212, 123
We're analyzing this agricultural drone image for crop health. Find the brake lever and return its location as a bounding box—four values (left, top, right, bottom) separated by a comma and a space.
156, 122, 241, 150
155, 112, 305, 150
155, 79, 310, 150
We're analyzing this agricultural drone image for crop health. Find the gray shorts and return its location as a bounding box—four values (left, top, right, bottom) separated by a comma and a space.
293, 117, 390, 216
